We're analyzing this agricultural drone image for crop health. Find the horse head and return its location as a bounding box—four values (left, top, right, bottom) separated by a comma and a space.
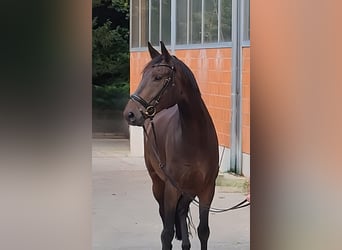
123, 41, 179, 126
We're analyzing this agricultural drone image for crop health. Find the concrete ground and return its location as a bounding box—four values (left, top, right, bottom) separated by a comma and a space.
93, 139, 250, 250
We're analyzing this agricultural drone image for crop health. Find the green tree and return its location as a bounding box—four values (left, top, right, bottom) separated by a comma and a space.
92, 0, 129, 110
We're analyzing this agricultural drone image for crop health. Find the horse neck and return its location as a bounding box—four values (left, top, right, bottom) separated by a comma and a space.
177, 89, 213, 136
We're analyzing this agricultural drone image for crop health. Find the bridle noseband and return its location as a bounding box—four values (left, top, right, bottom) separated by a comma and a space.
130, 63, 175, 120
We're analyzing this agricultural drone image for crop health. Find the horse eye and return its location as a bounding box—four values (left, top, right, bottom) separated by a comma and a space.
154, 75, 162, 81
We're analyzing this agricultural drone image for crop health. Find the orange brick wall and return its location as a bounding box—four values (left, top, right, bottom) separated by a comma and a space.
130, 47, 250, 154
130, 52, 151, 93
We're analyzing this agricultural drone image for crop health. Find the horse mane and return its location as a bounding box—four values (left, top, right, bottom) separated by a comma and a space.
142, 55, 201, 95
173, 56, 201, 95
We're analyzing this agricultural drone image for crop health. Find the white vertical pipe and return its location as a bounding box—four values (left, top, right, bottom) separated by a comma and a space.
187, 0, 189, 44
159, 0, 162, 42
230, 0, 242, 175
171, 0, 176, 53
218, 0, 221, 43
148, 0, 151, 42
201, 0, 204, 44
138, 0, 141, 47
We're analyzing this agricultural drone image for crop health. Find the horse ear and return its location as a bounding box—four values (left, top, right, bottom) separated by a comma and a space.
160, 41, 171, 62
148, 42, 160, 59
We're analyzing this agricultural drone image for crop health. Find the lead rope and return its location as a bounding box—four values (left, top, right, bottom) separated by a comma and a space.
143, 119, 250, 213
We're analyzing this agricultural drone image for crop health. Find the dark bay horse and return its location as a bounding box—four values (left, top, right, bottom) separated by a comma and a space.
123, 41, 219, 250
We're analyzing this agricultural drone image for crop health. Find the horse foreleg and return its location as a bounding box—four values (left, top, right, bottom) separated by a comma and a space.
151, 174, 165, 224
197, 184, 215, 250
161, 181, 180, 250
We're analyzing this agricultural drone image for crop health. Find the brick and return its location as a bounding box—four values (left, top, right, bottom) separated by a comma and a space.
210, 83, 220, 95
242, 85, 250, 99
189, 49, 200, 58
242, 99, 250, 114
206, 48, 218, 59
175, 50, 186, 58
209, 70, 220, 82
243, 48, 250, 58
219, 71, 232, 83
242, 72, 250, 84
198, 82, 208, 93
221, 48, 232, 58
242, 126, 250, 153
222, 59, 232, 70
189, 60, 198, 71
208, 58, 217, 70
243, 58, 250, 71
219, 84, 230, 96
219, 134, 230, 147
242, 113, 250, 126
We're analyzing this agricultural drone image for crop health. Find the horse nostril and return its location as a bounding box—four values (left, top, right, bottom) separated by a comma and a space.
128, 112, 135, 121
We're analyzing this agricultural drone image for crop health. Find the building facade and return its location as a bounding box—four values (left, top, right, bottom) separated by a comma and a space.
129, 0, 250, 177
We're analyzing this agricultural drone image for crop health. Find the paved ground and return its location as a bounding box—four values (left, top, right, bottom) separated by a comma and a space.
93, 139, 250, 250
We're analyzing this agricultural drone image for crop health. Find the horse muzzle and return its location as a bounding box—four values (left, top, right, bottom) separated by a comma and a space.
123, 101, 146, 126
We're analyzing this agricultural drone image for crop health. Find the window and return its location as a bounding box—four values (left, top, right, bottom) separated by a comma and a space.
242, 0, 250, 42
150, 0, 160, 45
177, 0, 232, 45
189, 0, 202, 44
204, 0, 218, 43
131, 0, 170, 48
131, 0, 149, 48
141, 0, 149, 47
161, 0, 171, 45
176, 0, 187, 44
131, 0, 139, 48
130, 0, 249, 49
220, 0, 232, 42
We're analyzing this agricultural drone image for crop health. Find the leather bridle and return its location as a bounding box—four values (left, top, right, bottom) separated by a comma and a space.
130, 63, 175, 120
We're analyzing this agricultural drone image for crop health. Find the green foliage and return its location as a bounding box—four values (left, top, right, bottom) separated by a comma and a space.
92, 0, 128, 12
92, 0, 129, 111
92, 19, 129, 83
111, 0, 129, 13
93, 82, 129, 110
92, 0, 103, 7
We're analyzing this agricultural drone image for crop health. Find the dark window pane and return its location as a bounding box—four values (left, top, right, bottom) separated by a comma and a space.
150, 0, 160, 45
204, 0, 218, 43
141, 0, 149, 47
161, 0, 171, 45
243, 0, 250, 41
131, 0, 139, 47
176, 0, 188, 45
220, 0, 232, 42
189, 0, 202, 44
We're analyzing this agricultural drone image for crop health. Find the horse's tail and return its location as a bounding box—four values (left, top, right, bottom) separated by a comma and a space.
175, 213, 182, 240
175, 210, 182, 240
175, 196, 195, 241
